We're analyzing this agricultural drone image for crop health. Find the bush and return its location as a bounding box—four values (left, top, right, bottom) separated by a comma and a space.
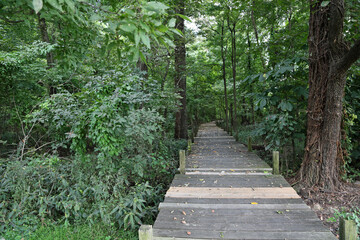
0, 71, 184, 236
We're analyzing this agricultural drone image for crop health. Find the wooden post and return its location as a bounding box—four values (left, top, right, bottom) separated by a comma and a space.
187, 139, 192, 152
273, 151, 280, 175
179, 150, 186, 174
339, 218, 357, 240
248, 136, 252, 152
139, 225, 153, 240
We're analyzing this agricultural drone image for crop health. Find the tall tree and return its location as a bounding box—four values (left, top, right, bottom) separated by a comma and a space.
220, 17, 229, 132
299, 0, 360, 190
227, 9, 239, 131
174, 0, 187, 139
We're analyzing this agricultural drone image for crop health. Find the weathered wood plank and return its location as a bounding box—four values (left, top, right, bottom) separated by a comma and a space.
157, 208, 319, 217
159, 202, 309, 210
163, 197, 304, 204
153, 229, 337, 239
155, 212, 321, 223
166, 187, 300, 199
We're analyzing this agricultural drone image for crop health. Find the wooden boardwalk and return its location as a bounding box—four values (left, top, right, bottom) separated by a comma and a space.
149, 122, 336, 239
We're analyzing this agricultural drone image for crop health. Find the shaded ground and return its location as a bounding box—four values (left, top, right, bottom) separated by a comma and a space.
288, 180, 360, 238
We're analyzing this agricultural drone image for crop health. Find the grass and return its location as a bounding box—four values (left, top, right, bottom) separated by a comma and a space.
1, 223, 137, 240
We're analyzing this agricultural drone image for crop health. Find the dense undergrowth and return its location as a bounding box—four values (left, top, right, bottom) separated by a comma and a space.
0, 67, 187, 239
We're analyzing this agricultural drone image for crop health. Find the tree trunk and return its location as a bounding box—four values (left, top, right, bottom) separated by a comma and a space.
174, 0, 187, 139
250, 1, 266, 70
300, 0, 360, 190
227, 17, 237, 131
220, 20, 229, 132
37, 14, 56, 95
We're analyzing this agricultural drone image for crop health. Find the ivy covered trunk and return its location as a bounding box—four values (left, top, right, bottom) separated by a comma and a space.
174, 0, 187, 139
300, 0, 360, 190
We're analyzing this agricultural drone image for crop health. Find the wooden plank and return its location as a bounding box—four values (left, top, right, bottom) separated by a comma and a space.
153, 221, 327, 232
159, 202, 309, 210
171, 175, 291, 188
185, 172, 272, 176
184, 168, 273, 171
155, 211, 320, 223
153, 229, 337, 239
165, 187, 300, 199
154, 219, 327, 230
156, 208, 319, 217
163, 197, 304, 204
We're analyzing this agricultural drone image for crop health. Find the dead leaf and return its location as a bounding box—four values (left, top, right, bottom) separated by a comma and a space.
187, 231, 191, 235
211, 209, 215, 213
251, 202, 258, 205
182, 211, 187, 215
173, 217, 177, 220
181, 220, 187, 224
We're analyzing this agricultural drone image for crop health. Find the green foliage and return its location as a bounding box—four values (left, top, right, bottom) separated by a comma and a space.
2, 223, 137, 240
244, 58, 308, 151
343, 73, 360, 181
327, 207, 360, 240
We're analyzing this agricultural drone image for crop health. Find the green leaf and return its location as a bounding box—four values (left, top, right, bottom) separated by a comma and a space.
33, 0, 43, 13
157, 25, 168, 33
168, 18, 176, 28
134, 31, 140, 47
140, 22, 150, 33
133, 48, 140, 62
139, 31, 150, 49
120, 22, 136, 33
162, 37, 175, 48
175, 13, 192, 22
64, 0, 75, 12
259, 98, 267, 109
144, 1, 169, 12
139, 51, 147, 64
47, 0, 63, 12
321, 1, 330, 7
170, 28, 183, 37
125, 9, 135, 16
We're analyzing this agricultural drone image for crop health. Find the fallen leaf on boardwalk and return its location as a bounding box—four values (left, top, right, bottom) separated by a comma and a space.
191, 210, 194, 212
230, 169, 235, 172
173, 217, 177, 220
199, 179, 204, 181
251, 202, 258, 205
187, 231, 191, 235
211, 209, 215, 213
171, 210, 174, 213
181, 220, 187, 224
182, 211, 187, 215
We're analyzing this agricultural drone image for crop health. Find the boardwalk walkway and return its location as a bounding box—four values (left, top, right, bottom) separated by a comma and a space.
150, 122, 336, 239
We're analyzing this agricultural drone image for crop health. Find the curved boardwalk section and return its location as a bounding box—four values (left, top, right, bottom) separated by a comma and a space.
149, 122, 336, 239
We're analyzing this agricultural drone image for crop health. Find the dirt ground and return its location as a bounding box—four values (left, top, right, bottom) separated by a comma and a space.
288, 180, 360, 238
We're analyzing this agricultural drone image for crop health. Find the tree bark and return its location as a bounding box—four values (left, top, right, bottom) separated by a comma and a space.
37, 14, 56, 95
220, 19, 229, 132
250, 1, 266, 70
174, 0, 187, 139
300, 0, 360, 190
227, 16, 237, 131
